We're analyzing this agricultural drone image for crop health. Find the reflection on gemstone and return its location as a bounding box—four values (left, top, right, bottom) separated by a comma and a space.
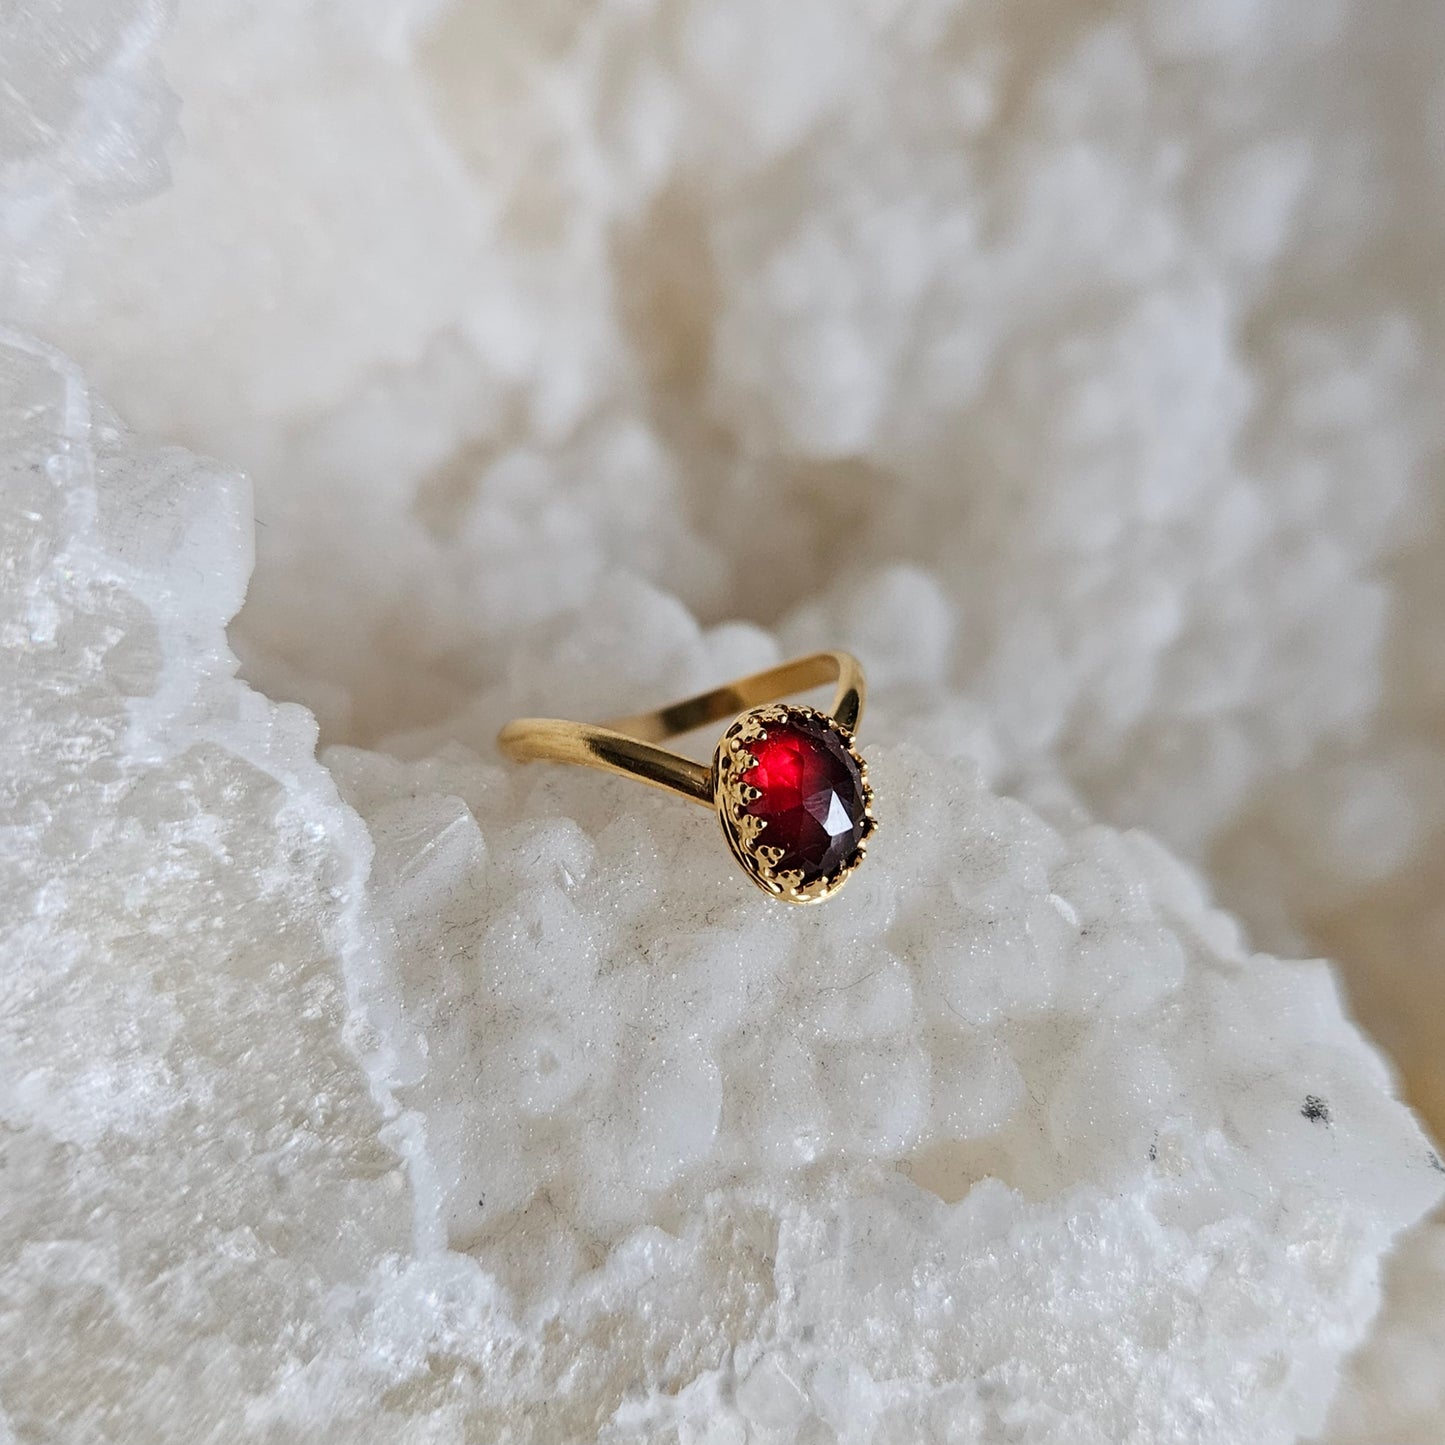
742, 714, 867, 884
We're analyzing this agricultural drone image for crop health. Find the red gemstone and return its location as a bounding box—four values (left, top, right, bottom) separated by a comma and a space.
742, 714, 867, 884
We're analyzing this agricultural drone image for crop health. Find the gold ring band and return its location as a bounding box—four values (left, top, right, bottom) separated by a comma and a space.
497, 652, 875, 903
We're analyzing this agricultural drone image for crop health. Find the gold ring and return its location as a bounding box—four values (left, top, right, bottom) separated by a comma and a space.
497, 652, 876, 904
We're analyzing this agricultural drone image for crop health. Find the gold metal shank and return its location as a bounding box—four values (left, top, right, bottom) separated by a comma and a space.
496, 651, 865, 808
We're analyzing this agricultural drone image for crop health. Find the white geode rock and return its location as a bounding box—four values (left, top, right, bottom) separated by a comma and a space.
7, 0, 1445, 1436
2, 337, 1440, 1442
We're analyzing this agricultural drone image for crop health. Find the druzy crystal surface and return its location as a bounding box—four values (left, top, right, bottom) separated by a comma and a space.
741, 713, 866, 882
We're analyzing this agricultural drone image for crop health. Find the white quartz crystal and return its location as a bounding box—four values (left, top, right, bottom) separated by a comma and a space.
3, 0, 1445, 1438
2, 336, 1440, 1440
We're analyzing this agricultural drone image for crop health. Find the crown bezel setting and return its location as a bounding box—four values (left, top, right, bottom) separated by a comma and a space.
713, 703, 876, 904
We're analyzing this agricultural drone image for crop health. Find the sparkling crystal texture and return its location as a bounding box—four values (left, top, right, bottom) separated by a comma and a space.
742, 714, 867, 882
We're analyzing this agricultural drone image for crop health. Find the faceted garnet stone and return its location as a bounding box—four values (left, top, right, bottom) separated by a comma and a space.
741, 713, 867, 884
